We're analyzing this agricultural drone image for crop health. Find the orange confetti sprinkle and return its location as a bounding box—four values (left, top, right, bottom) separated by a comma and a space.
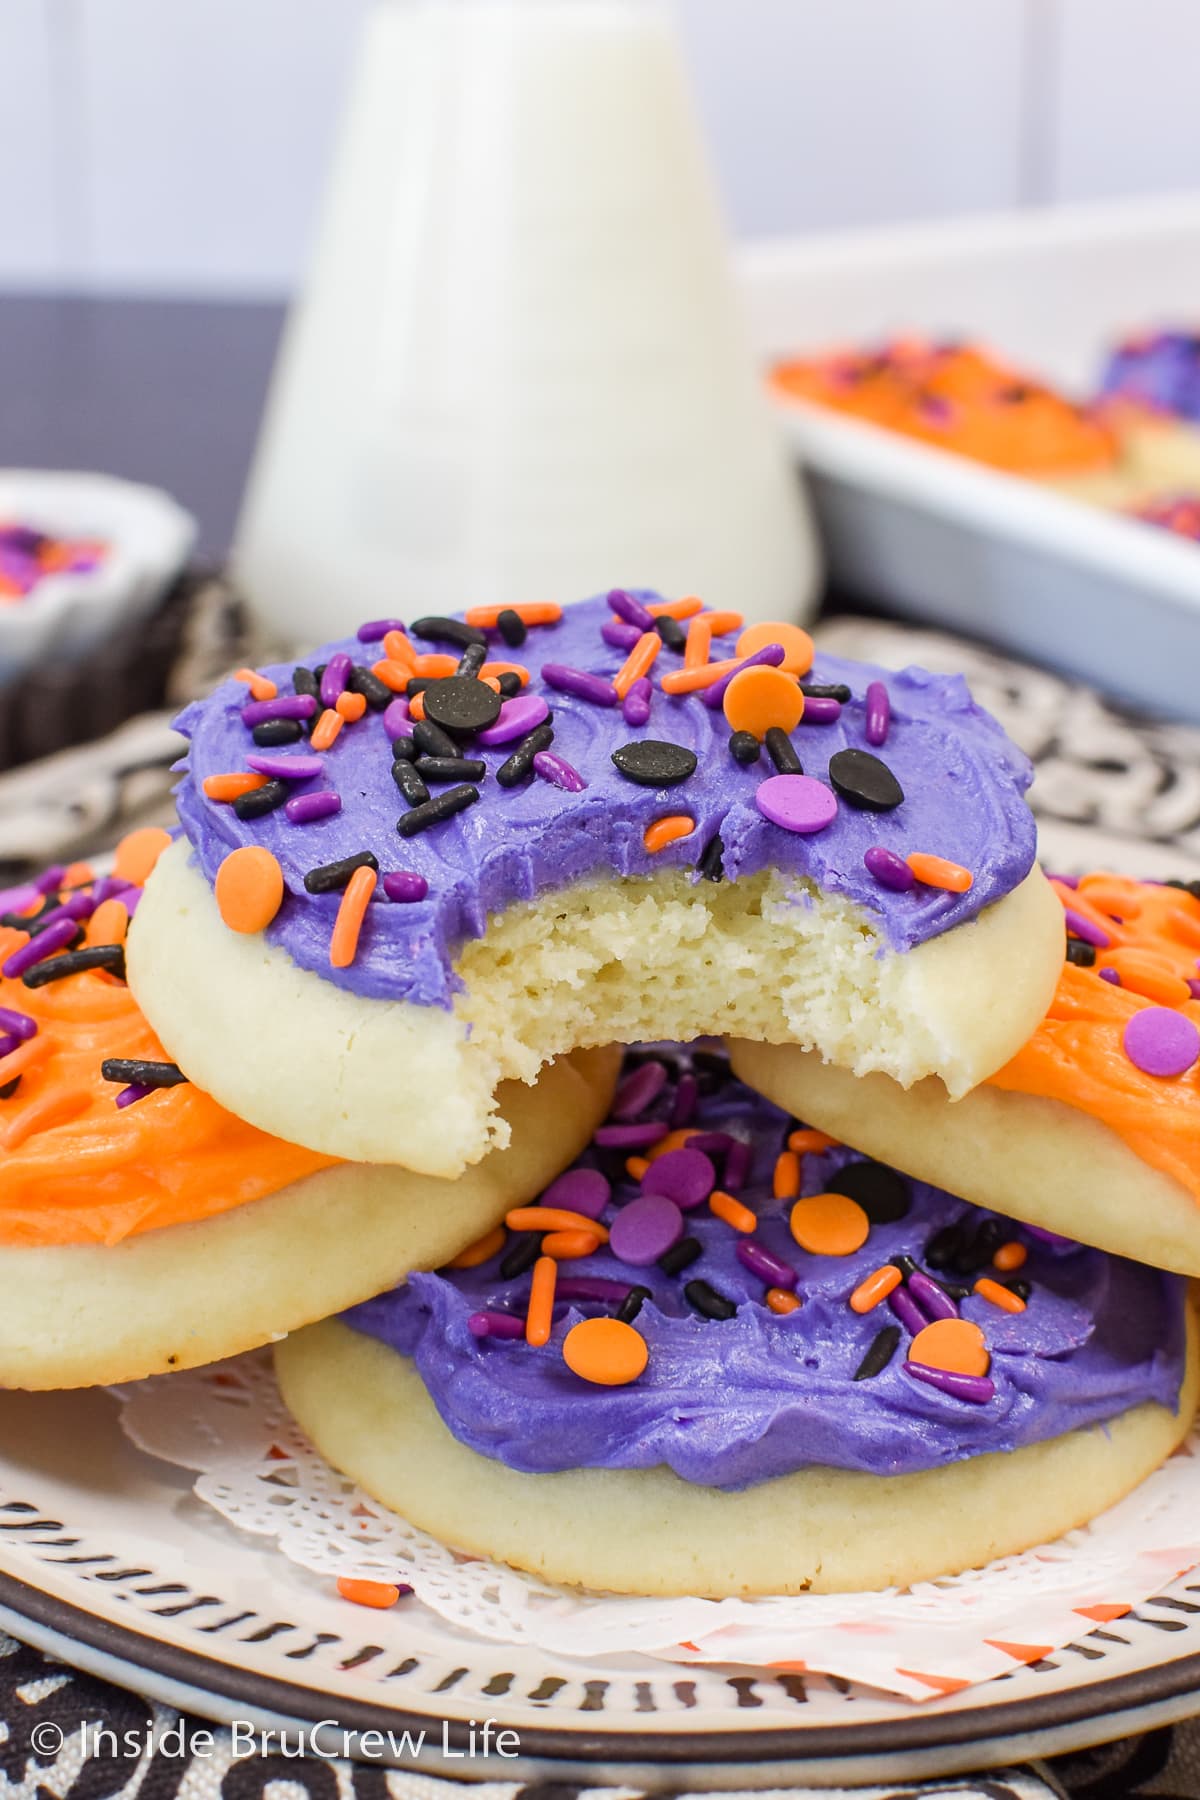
709, 1189, 756, 1232
234, 667, 277, 702
906, 852, 974, 893
643, 815, 696, 855
62, 861, 94, 889
613, 631, 661, 698
311, 708, 344, 751
330, 864, 376, 969
684, 615, 713, 670
113, 827, 172, 887
505, 1206, 610, 1239
735, 620, 814, 676
0, 1036, 54, 1086
1100, 948, 1191, 1006
337, 1577, 402, 1610
645, 1128, 700, 1161
700, 610, 744, 636
992, 1241, 1027, 1272
646, 595, 704, 620
413, 653, 458, 679
1077, 874, 1143, 919
773, 1150, 801, 1200
464, 602, 562, 628
408, 691, 426, 722
1051, 879, 1132, 945
850, 1264, 902, 1313
371, 659, 412, 693
203, 772, 269, 803
723, 665, 805, 739
85, 898, 130, 948
909, 1317, 990, 1377
541, 1228, 604, 1260
974, 1276, 1026, 1313
214, 846, 285, 936
335, 690, 367, 722
480, 660, 529, 687
626, 1155, 649, 1180
787, 1127, 839, 1154
789, 1192, 871, 1257
448, 1224, 506, 1269
766, 1287, 801, 1314
382, 630, 417, 669
563, 1316, 648, 1385
526, 1254, 558, 1346
660, 658, 740, 696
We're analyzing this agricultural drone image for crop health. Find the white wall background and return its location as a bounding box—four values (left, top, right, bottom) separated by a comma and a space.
7, 0, 1200, 297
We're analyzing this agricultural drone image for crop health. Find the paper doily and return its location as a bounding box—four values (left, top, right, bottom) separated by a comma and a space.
114, 1351, 1200, 1703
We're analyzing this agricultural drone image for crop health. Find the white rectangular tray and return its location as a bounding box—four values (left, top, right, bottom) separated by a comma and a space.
736, 194, 1200, 719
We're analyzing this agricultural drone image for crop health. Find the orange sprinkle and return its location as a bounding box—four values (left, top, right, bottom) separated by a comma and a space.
337, 1577, 402, 1610
723, 665, 805, 738
709, 1189, 756, 1232
766, 1288, 801, 1314
974, 1277, 1026, 1314
700, 610, 744, 636
644, 815, 696, 855
1101, 948, 1192, 1006
613, 631, 661, 698
1165, 905, 1200, 951
787, 1127, 839, 1154
850, 1264, 902, 1313
907, 852, 974, 893
215, 846, 285, 936
382, 630, 417, 670
113, 827, 172, 887
408, 691, 426, 722
1051, 879, 1132, 946
311, 708, 344, 751
526, 1254, 558, 1346
910, 1317, 990, 1377
789, 1192, 870, 1257
464, 602, 562, 628
626, 1155, 649, 1180
660, 658, 741, 696
448, 1224, 507, 1269
335, 690, 367, 722
371, 659, 412, 693
647, 595, 704, 620
85, 898, 130, 948
541, 1228, 604, 1260
413, 653, 458, 679
62, 861, 94, 889
480, 661, 530, 687
993, 1241, 1027, 1272
1077, 874, 1143, 919
645, 1128, 700, 1161
684, 615, 713, 670
3, 1088, 91, 1151
562, 1315, 648, 1385
735, 621, 814, 676
505, 1206, 610, 1239
773, 1150, 801, 1200
234, 667, 277, 702
0, 1036, 53, 1085
203, 772, 269, 803
481, 676, 502, 694
330, 864, 376, 969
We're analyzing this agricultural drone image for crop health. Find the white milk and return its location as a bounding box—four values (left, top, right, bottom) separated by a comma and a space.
235, 0, 820, 642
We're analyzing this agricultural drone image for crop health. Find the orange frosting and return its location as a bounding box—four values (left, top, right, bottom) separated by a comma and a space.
0, 861, 334, 1248
771, 339, 1118, 477
989, 875, 1200, 1205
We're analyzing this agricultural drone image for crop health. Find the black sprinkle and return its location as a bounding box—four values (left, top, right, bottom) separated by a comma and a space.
938, 1278, 973, 1301
497, 724, 555, 787
456, 643, 488, 679
924, 1224, 964, 1270
496, 671, 523, 698
497, 608, 527, 648
948, 1216, 1007, 1277
655, 615, 687, 653
853, 1325, 900, 1381
801, 681, 852, 703
100, 1058, 187, 1089
828, 747, 904, 812
4, 899, 62, 934
616, 1285, 651, 1325
410, 615, 489, 650
697, 835, 725, 882
1005, 1277, 1032, 1301
412, 718, 460, 761
391, 738, 418, 763
252, 718, 303, 747
765, 727, 803, 775
685, 1278, 736, 1321
422, 676, 502, 738
1066, 938, 1096, 966
313, 664, 328, 686
611, 740, 698, 787
405, 677, 434, 698
729, 730, 760, 766
292, 666, 320, 702
233, 779, 289, 820
304, 851, 380, 895
23, 944, 126, 988
658, 1237, 702, 1277
397, 784, 480, 837
0, 1077, 20, 1100
414, 756, 487, 784
392, 761, 431, 807
888, 1254, 917, 1280
347, 666, 393, 711
499, 1234, 544, 1280
828, 1160, 911, 1224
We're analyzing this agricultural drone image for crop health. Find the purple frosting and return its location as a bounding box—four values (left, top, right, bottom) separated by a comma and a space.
1099, 329, 1200, 422
171, 593, 1037, 1009
343, 1047, 1187, 1490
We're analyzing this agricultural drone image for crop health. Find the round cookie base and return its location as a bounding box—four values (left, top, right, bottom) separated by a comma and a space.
0, 1047, 618, 1390
730, 1041, 1200, 1278
129, 840, 1062, 1176
275, 1312, 1200, 1598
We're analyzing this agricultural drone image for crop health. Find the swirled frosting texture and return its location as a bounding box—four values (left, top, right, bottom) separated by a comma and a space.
172, 594, 1037, 1008
345, 1047, 1185, 1488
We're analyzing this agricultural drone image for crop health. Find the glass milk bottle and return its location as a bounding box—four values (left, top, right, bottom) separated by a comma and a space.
235, 0, 820, 643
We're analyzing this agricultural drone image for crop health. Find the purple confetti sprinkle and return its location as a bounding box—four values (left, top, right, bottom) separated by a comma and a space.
607, 588, 656, 632
0, 882, 43, 915
241, 694, 318, 727
34, 865, 65, 895
120, 888, 142, 918
91, 876, 135, 905
555, 1277, 633, 1304
383, 870, 429, 903
602, 620, 643, 653
724, 1138, 752, 1190
864, 845, 916, 892
865, 679, 890, 746
541, 664, 617, 708
670, 1072, 698, 1127
755, 774, 838, 835
358, 618, 409, 642
1063, 907, 1110, 949
641, 1146, 715, 1210
245, 752, 325, 782
115, 1083, 154, 1110
467, 1311, 525, 1341
286, 791, 343, 825
701, 643, 786, 709
612, 1060, 669, 1120
736, 1239, 797, 1288
609, 1194, 684, 1267
798, 696, 842, 725
1099, 967, 1120, 985
477, 693, 550, 747
905, 1362, 996, 1405
622, 676, 653, 728
320, 651, 353, 708
33, 893, 96, 933
533, 750, 587, 793
0, 1006, 36, 1041
888, 1285, 927, 1337
908, 1268, 959, 1321
383, 698, 413, 741
539, 1167, 611, 1219
593, 1120, 666, 1149
685, 1130, 735, 1154
3, 917, 80, 978
1123, 1006, 1200, 1078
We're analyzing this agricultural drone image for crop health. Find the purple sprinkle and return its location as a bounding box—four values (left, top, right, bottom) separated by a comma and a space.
724, 1138, 752, 1191
622, 676, 653, 728
541, 664, 618, 708
602, 620, 643, 652
865, 679, 890, 746
0, 1035, 17, 1060
533, 750, 587, 792
0, 882, 43, 915
0, 1006, 36, 1041
610, 1194, 684, 1266
91, 876, 135, 905
1188, 978, 1200, 1001
383, 698, 413, 741
1099, 967, 1120, 985
467, 1311, 525, 1341
115, 1083, 154, 1110
32, 893, 96, 932
594, 1121, 665, 1149
612, 1060, 669, 1120
555, 1277, 632, 1304
477, 693, 550, 747
3, 917, 81, 978
798, 696, 842, 725
286, 790, 342, 824
908, 1268, 959, 1322
905, 1362, 995, 1405
244, 752, 325, 781
1123, 1006, 1200, 1077
241, 694, 318, 727
607, 588, 656, 632
320, 651, 353, 708
685, 1131, 736, 1154
642, 1147, 715, 1210
34, 865, 66, 894
670, 1072, 698, 1128
120, 888, 142, 918
864, 845, 916, 892
737, 1239, 797, 1288
358, 618, 409, 643
1062, 907, 1110, 949
755, 773, 838, 835
1052, 873, 1080, 888
701, 643, 786, 710
382, 870, 429, 903
888, 1285, 927, 1337
540, 1167, 611, 1220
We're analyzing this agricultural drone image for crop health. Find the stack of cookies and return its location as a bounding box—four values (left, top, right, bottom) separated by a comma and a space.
4, 591, 1197, 1598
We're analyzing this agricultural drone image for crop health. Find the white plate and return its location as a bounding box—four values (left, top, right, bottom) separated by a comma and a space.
736, 193, 1200, 721
2, 1381, 1200, 1788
